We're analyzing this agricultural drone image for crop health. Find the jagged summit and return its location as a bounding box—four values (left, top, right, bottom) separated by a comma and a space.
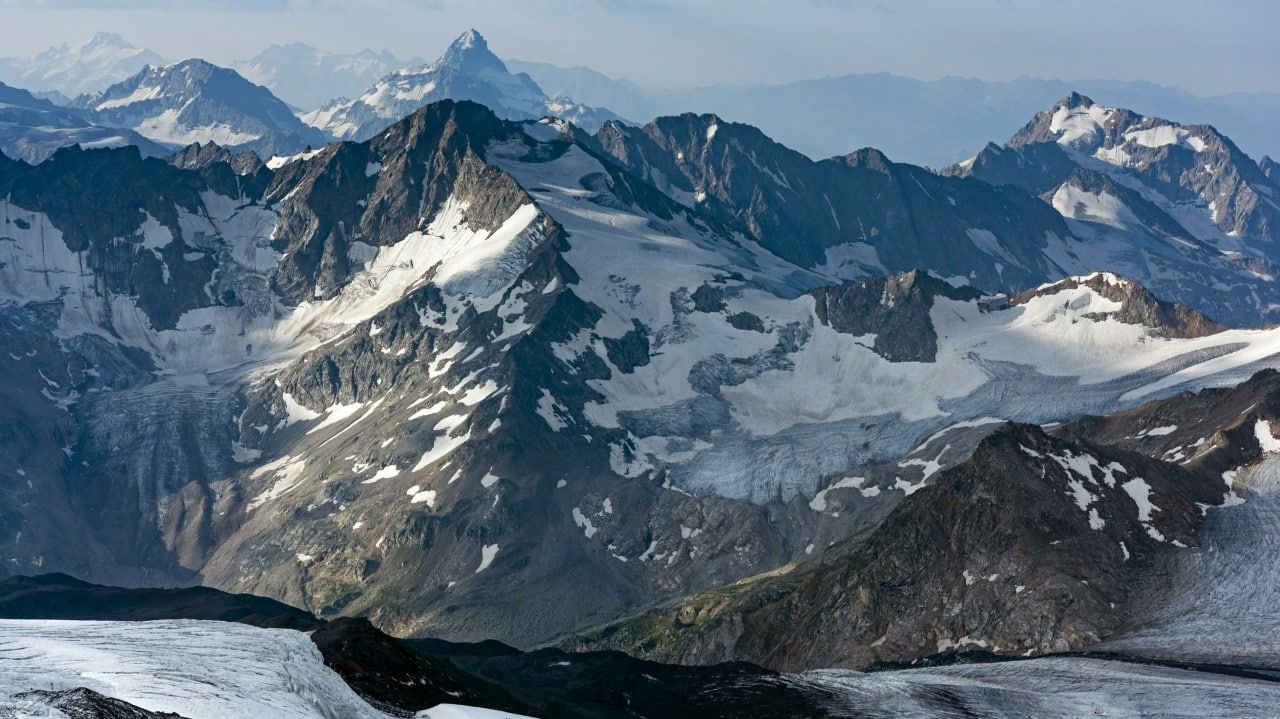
301, 30, 621, 141
448, 28, 488, 53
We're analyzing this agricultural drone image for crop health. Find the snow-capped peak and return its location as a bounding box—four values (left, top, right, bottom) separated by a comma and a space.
1046, 95, 1116, 147
72, 57, 326, 154
434, 29, 510, 78
301, 29, 622, 141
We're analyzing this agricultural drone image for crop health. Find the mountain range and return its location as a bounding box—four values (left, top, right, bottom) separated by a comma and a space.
3, 92, 1280, 652
4, 25, 1280, 719
509, 60, 1280, 167
5, 31, 1280, 170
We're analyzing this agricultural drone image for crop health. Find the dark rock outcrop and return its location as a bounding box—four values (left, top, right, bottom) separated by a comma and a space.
6, 688, 189, 719
811, 270, 981, 362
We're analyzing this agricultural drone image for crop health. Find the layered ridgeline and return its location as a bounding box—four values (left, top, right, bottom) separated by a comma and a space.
947, 92, 1280, 326
70, 58, 329, 157
301, 30, 622, 141
604, 104, 1280, 327
4, 98, 1280, 650
0, 81, 168, 163
233, 43, 426, 113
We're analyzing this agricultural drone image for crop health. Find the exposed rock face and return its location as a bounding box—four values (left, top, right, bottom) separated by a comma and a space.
949, 92, 1280, 326
166, 140, 266, 178
1063, 368, 1280, 475
301, 30, 621, 142
71, 58, 328, 157
567, 421, 1232, 671
0, 573, 317, 629
810, 270, 981, 362
1260, 155, 1280, 185
594, 113, 1072, 291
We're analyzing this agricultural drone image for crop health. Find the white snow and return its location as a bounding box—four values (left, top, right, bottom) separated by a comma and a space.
134, 109, 261, 147
0, 619, 396, 719
281, 393, 322, 425
475, 544, 499, 573
487, 128, 1280, 504
416, 705, 536, 719
249, 455, 308, 509
1125, 126, 1207, 153
306, 401, 364, 435
1256, 420, 1280, 452
365, 465, 401, 483
408, 485, 437, 506
536, 389, 569, 431
572, 507, 598, 538
412, 430, 471, 472
266, 148, 324, 169
809, 476, 868, 512
1049, 102, 1114, 145
1051, 185, 1141, 229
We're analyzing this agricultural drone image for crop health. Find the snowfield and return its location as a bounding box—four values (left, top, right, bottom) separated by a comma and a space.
0, 620, 394, 718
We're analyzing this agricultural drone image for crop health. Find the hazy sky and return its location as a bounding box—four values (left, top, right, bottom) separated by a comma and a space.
2, 0, 1277, 95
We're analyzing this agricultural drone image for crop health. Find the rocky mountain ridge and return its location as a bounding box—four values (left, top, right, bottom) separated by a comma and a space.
568, 369, 1280, 671
4, 99, 1280, 651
